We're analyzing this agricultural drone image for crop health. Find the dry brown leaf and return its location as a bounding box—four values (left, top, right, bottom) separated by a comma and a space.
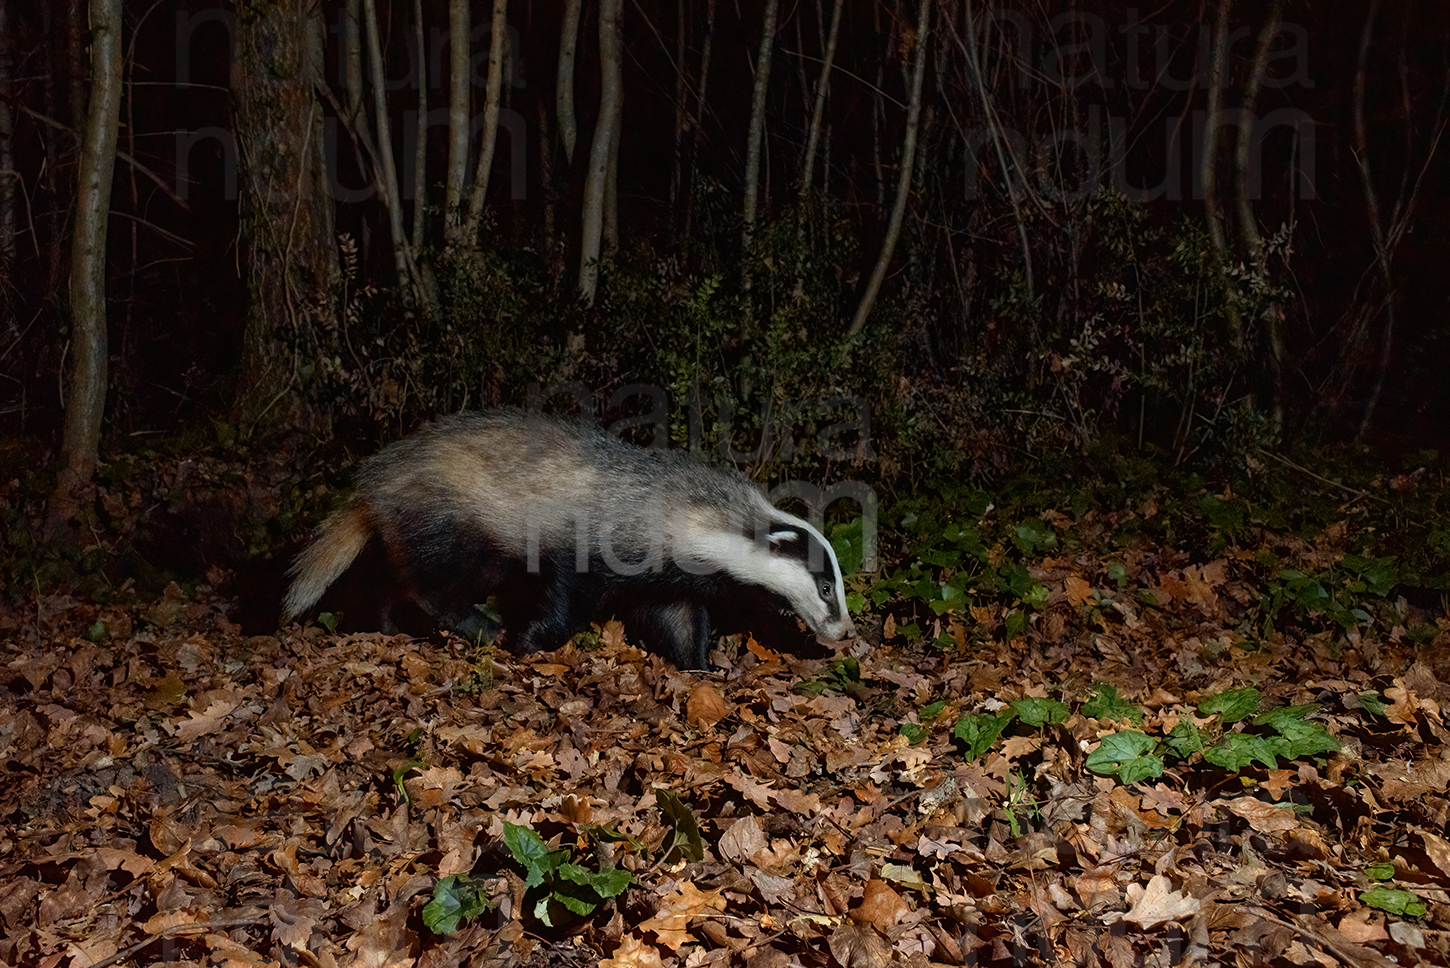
600, 933, 666, 968
1065, 575, 1093, 608
174, 698, 238, 742
827, 921, 893, 968
1215, 796, 1299, 834
851, 879, 910, 929
774, 787, 822, 815
687, 683, 729, 727
599, 619, 627, 651
1122, 874, 1200, 928
1414, 827, 1450, 879
1337, 910, 1389, 944
718, 815, 767, 866
640, 881, 726, 950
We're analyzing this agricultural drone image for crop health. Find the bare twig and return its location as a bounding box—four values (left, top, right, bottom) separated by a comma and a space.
848, 0, 932, 337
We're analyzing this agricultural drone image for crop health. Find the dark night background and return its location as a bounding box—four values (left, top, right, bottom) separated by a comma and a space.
1, 0, 1448, 577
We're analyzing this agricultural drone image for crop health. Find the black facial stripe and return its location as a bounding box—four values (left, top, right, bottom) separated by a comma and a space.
767, 528, 810, 562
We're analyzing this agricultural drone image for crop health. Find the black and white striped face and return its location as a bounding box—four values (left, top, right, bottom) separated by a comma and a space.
757, 512, 855, 644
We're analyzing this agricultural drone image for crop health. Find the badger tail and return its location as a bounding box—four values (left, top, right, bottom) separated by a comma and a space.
282, 503, 372, 622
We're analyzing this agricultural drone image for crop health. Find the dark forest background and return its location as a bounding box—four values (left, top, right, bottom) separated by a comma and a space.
1, 0, 1448, 579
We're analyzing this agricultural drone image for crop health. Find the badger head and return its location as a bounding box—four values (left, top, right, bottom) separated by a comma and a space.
756, 513, 856, 645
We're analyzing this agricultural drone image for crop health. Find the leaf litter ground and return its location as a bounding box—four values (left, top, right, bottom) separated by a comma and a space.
3, 515, 1450, 967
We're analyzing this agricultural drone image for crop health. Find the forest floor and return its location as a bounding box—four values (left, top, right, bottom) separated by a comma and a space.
3, 451, 1450, 967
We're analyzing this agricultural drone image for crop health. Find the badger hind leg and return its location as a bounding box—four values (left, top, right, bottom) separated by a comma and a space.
378, 508, 510, 643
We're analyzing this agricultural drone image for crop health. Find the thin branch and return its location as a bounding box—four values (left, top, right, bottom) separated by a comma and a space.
848, 0, 932, 337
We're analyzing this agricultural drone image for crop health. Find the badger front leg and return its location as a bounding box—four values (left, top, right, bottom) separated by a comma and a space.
506, 557, 583, 655
628, 600, 713, 670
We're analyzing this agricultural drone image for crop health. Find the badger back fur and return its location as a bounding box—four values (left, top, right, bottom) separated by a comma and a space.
283, 409, 855, 667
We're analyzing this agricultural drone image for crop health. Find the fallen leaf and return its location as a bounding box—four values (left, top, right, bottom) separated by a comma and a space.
1122, 875, 1200, 928
687, 684, 729, 727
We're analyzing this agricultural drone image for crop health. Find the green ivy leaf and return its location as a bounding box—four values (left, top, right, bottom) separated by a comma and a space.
1270, 718, 1340, 758
1204, 733, 1285, 771
919, 700, 947, 720
899, 722, 929, 745
1085, 731, 1163, 785
1358, 692, 1389, 717
952, 713, 1008, 762
1360, 887, 1427, 918
1010, 697, 1070, 727
654, 788, 704, 863
503, 822, 560, 889
590, 867, 634, 899
1164, 718, 1204, 758
1198, 687, 1262, 723
423, 874, 491, 935
1082, 684, 1143, 725
1253, 703, 1320, 729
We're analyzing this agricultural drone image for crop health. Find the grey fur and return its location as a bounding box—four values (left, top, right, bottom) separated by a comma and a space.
283, 409, 854, 666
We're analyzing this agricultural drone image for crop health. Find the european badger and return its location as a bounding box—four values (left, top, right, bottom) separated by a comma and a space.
282, 409, 855, 667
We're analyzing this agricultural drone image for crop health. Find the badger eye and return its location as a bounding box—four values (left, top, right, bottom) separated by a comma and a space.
820, 581, 832, 599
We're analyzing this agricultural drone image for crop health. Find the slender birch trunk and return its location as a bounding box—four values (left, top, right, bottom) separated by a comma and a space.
680, 0, 716, 243
443, 0, 470, 240
1237, 0, 1284, 431
410, 0, 428, 249
49, 0, 122, 536
556, 0, 582, 165
848, 0, 931, 337
340, 0, 365, 125
793, 0, 842, 300
740, 0, 779, 308
1202, 0, 1239, 343
0, 0, 15, 269
604, 92, 621, 255
669, 0, 687, 213
578, 0, 622, 304
463, 0, 508, 242
1353, 0, 1396, 437
361, 0, 418, 290
800, 0, 842, 199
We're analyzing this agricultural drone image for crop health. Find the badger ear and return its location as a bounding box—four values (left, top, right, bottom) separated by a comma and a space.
767, 529, 799, 550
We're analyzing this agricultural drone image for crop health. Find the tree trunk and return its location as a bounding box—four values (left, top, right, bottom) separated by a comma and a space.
793, 0, 842, 298
799, 0, 842, 199
1202, 0, 1240, 343
679, 0, 716, 244
47, 0, 122, 538
463, 0, 509, 243
603, 74, 621, 256
556, 0, 582, 166
578, 0, 622, 304
1353, 0, 1396, 438
1238, 0, 1284, 433
410, 0, 428, 250
848, 0, 931, 337
740, 0, 779, 309
444, 0, 469, 240
360, 0, 417, 291
0, 0, 15, 268
232, 0, 339, 431
340, 0, 365, 125
64, 0, 87, 129
669, 0, 687, 213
